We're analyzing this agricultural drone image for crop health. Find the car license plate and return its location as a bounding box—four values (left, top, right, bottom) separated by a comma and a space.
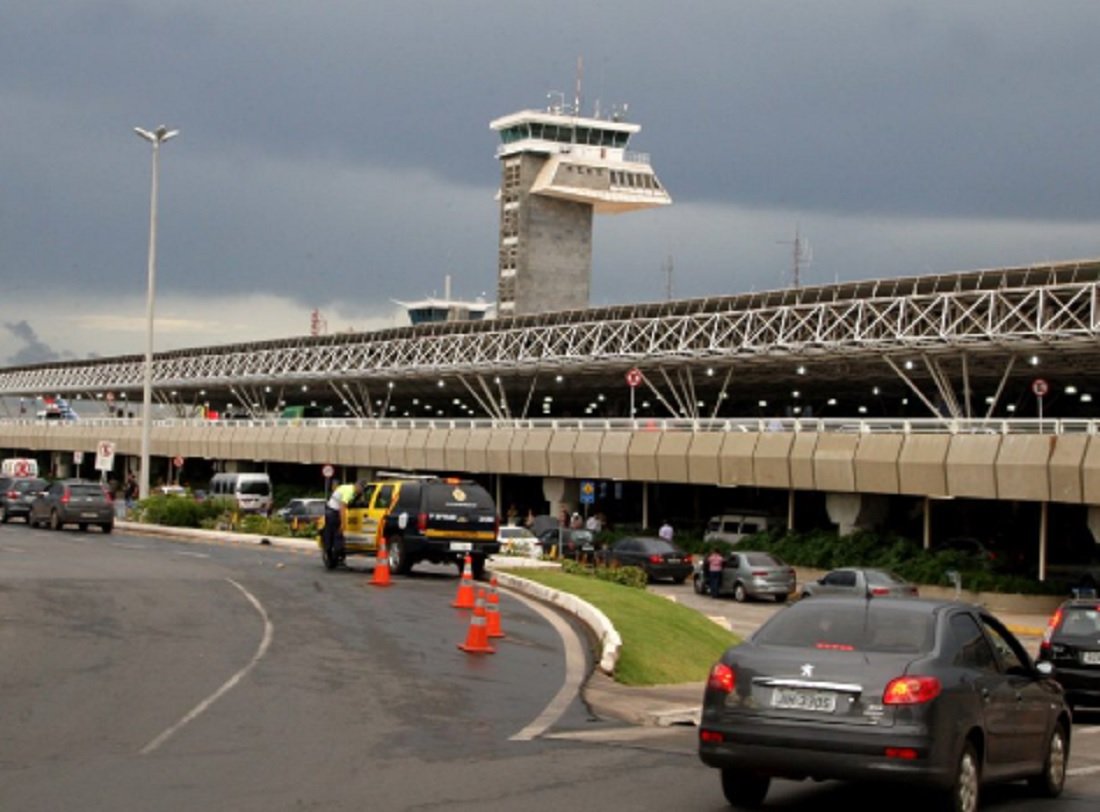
771, 688, 837, 712
450, 541, 472, 552
81, 512, 99, 518
1083, 651, 1100, 665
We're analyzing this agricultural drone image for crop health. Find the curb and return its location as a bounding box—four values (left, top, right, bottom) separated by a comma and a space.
492, 569, 622, 675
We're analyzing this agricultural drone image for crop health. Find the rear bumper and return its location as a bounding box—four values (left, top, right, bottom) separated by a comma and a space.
698, 714, 954, 789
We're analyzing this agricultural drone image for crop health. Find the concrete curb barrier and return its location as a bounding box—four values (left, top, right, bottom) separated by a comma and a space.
117, 520, 317, 554
493, 570, 622, 675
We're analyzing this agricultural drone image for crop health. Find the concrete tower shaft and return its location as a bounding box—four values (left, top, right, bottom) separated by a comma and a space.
491, 105, 671, 316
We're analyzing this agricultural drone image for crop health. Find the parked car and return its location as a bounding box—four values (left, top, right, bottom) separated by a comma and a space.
1037, 595, 1100, 713
27, 479, 114, 533
536, 527, 598, 559
598, 536, 692, 583
800, 567, 918, 599
0, 476, 48, 523
498, 525, 540, 557
693, 550, 796, 603
277, 497, 326, 530
699, 596, 1071, 811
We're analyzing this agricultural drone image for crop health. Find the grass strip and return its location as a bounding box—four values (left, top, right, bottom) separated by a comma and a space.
507, 569, 739, 686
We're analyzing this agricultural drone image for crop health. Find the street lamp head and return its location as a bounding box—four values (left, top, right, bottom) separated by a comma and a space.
134, 125, 180, 144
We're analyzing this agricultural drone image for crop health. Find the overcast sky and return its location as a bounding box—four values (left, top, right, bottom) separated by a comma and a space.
3, 1, 1100, 366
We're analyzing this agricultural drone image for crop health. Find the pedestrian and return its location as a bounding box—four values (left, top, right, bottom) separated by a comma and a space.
658, 519, 673, 542
124, 474, 138, 510
585, 512, 602, 532
322, 479, 364, 568
570, 511, 584, 530
706, 547, 725, 598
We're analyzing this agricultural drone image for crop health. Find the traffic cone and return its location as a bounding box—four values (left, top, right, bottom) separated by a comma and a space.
458, 589, 495, 654
486, 575, 505, 639
369, 536, 393, 587
451, 553, 476, 608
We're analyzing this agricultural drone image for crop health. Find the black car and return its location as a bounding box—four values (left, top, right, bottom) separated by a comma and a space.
28, 479, 115, 533
599, 536, 692, 583
699, 596, 1070, 812
1037, 595, 1100, 712
536, 527, 598, 560
0, 476, 48, 523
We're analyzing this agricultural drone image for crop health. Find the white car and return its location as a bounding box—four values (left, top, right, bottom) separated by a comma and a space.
497, 525, 540, 558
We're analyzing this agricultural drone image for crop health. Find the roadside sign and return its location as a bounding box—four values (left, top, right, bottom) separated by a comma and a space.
173, 455, 185, 468
579, 479, 595, 505
1032, 378, 1049, 397
95, 440, 116, 472
322, 464, 335, 479
73, 451, 84, 465
625, 368, 643, 388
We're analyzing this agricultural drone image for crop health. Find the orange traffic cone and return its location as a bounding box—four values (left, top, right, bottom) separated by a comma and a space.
486, 575, 505, 639
451, 553, 476, 608
369, 536, 393, 587
458, 589, 495, 654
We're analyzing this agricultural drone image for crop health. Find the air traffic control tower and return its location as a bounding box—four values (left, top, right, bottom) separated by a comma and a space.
490, 101, 671, 316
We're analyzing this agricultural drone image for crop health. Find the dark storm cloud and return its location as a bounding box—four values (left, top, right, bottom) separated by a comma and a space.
3, 321, 70, 366
2, 1, 1100, 322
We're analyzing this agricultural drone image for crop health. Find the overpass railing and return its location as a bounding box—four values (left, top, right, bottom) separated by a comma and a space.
2, 416, 1097, 435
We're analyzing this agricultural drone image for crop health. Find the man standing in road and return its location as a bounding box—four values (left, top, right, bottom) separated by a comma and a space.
322, 480, 364, 568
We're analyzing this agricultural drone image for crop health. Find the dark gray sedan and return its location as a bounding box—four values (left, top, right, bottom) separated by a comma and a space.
693, 551, 796, 603
599, 536, 693, 583
699, 596, 1070, 812
28, 479, 114, 533
800, 567, 918, 599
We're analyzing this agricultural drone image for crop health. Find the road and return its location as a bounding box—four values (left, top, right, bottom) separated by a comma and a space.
1, 522, 1098, 811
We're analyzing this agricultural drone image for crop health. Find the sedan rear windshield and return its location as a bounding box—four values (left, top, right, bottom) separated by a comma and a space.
757, 603, 934, 654
1060, 606, 1100, 635
69, 485, 106, 499
744, 553, 785, 567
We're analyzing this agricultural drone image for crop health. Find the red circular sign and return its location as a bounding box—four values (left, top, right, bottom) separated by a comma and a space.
625, 368, 643, 388
1032, 378, 1049, 397
173, 455, 185, 468
322, 464, 335, 479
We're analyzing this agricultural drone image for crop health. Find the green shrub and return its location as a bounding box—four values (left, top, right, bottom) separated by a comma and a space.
561, 559, 649, 589
136, 494, 235, 527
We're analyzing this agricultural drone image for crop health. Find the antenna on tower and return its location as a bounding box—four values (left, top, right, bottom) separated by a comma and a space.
574, 56, 583, 117
777, 226, 812, 289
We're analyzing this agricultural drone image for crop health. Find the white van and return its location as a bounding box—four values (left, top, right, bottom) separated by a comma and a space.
704, 512, 778, 546
209, 472, 273, 514
2, 458, 39, 478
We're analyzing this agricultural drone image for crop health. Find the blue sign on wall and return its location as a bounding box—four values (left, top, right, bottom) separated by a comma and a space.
579, 479, 595, 505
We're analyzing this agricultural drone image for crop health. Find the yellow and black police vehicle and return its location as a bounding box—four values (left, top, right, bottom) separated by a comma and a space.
319, 475, 499, 580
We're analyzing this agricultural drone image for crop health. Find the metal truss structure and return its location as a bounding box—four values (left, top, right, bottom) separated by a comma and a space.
3, 260, 1100, 421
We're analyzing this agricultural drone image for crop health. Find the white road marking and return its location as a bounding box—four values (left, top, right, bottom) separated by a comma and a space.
1069, 764, 1100, 776
0, 546, 27, 553
508, 590, 587, 742
140, 578, 273, 755
111, 543, 148, 550
174, 551, 210, 559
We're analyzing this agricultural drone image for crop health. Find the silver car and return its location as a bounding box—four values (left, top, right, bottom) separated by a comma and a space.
693, 551, 797, 603
800, 567, 918, 599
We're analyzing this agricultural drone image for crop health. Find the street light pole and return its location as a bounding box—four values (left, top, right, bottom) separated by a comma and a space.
134, 125, 178, 500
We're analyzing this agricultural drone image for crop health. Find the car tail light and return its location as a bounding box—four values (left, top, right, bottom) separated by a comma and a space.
870, 586, 890, 596
417, 512, 428, 532
884, 747, 919, 760
5, 490, 17, 499
707, 662, 735, 694
815, 641, 855, 651
751, 570, 769, 577
683, 554, 693, 565
883, 676, 941, 705
699, 729, 724, 744
60, 488, 71, 504
649, 554, 663, 564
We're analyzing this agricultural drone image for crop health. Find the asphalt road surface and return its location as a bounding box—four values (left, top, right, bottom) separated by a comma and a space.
2, 523, 1099, 811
